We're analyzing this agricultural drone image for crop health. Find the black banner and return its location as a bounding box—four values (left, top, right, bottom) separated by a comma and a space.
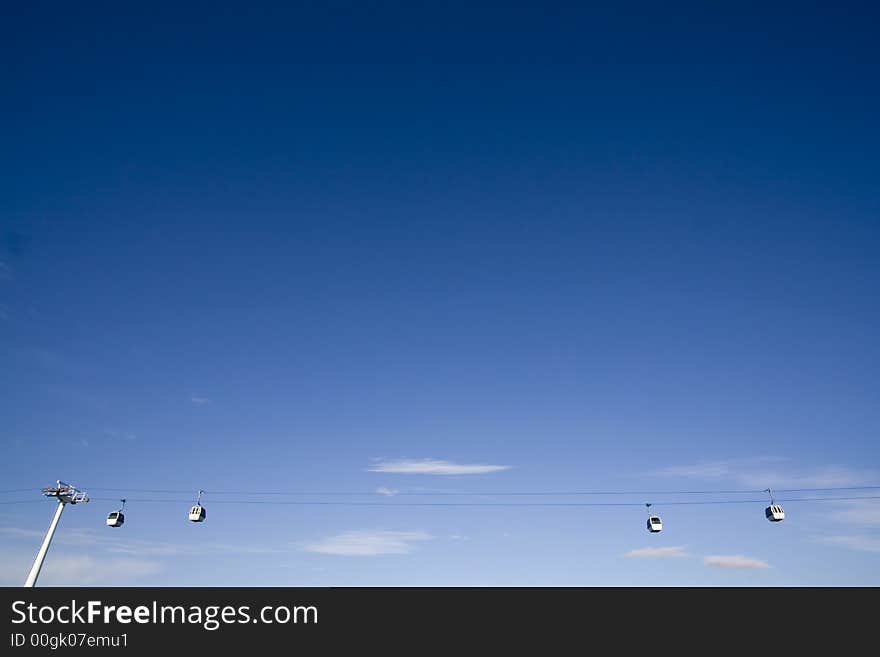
1, 587, 873, 652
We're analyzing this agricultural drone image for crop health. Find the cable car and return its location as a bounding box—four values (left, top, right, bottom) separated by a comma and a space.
765, 503, 785, 522
106, 499, 125, 527
189, 490, 206, 523
764, 489, 785, 522
645, 503, 662, 533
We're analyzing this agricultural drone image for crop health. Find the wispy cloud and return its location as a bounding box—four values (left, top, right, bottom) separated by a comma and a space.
815, 535, 880, 553
368, 458, 511, 476
657, 461, 741, 479
0, 526, 107, 548
0, 525, 297, 585
376, 487, 398, 497
656, 459, 869, 489
191, 397, 211, 405
303, 530, 432, 556
736, 466, 869, 489
0, 527, 43, 539
0, 551, 161, 586
624, 546, 689, 559
0, 526, 285, 557
104, 429, 137, 442
703, 555, 769, 569
827, 499, 880, 527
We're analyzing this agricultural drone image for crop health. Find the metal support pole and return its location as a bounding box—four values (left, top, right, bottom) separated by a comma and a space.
23, 498, 66, 588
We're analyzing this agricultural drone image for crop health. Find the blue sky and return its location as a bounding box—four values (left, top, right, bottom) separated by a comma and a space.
1, 1, 879, 585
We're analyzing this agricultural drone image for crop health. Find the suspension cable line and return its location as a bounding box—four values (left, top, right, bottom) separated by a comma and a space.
69, 484, 880, 497
72, 494, 880, 508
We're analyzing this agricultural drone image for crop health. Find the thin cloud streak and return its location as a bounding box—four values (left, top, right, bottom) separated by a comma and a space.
737, 466, 869, 489
656, 459, 869, 489
0, 551, 161, 586
303, 530, 432, 556
624, 546, 689, 559
828, 500, 880, 527
0, 527, 43, 539
368, 459, 511, 476
0, 526, 286, 557
104, 429, 137, 442
704, 555, 769, 569
816, 535, 880, 553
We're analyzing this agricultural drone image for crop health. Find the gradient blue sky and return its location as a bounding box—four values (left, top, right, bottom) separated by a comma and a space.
1, 1, 879, 585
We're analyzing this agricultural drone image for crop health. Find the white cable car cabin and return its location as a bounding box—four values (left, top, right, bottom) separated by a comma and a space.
765, 504, 785, 522
106, 499, 125, 527
647, 516, 663, 533
189, 490, 206, 522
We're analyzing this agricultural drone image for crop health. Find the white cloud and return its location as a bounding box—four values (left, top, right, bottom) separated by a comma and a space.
828, 500, 880, 527
0, 526, 284, 557
703, 555, 769, 569
303, 530, 432, 556
48, 556, 163, 585
656, 459, 869, 489
0, 551, 161, 586
736, 466, 869, 489
104, 429, 137, 442
0, 526, 112, 549
0, 525, 300, 586
368, 458, 511, 476
0, 527, 43, 539
191, 397, 211, 405
376, 487, 398, 497
816, 535, 880, 553
624, 546, 689, 559
657, 461, 737, 479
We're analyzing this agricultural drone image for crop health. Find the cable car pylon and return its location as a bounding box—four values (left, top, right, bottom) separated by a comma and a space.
23, 481, 89, 587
